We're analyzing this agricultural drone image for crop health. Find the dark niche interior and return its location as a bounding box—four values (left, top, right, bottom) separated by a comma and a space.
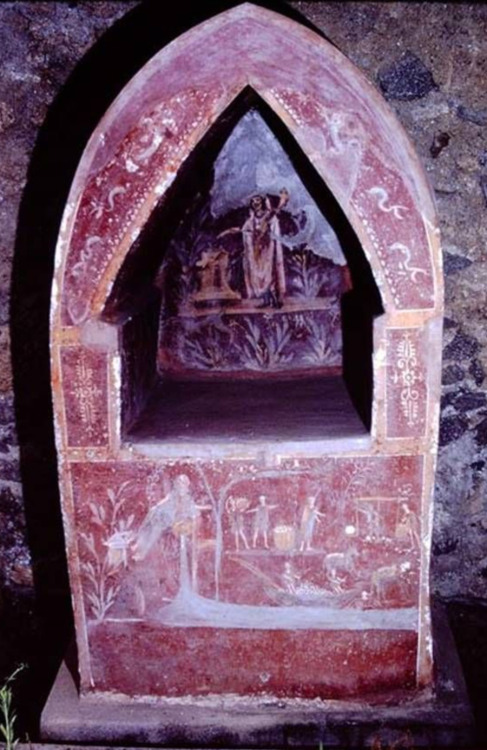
102, 89, 383, 447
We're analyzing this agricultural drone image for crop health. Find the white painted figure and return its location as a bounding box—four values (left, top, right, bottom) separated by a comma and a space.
299, 495, 325, 551
226, 496, 251, 551
248, 495, 278, 549
133, 474, 212, 595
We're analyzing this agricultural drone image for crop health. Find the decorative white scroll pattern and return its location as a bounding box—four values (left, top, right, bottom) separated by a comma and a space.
354, 196, 433, 309
63, 88, 221, 325
269, 87, 365, 206
67, 236, 104, 324
390, 242, 428, 284
74, 352, 103, 438
391, 332, 424, 428
367, 187, 407, 219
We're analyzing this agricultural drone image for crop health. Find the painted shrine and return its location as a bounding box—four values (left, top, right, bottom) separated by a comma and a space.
50, 4, 443, 701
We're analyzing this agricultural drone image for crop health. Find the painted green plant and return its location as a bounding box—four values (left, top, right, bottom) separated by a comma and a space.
0, 665, 25, 750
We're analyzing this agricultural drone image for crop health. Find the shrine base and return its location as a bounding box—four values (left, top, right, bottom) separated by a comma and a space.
40, 603, 474, 749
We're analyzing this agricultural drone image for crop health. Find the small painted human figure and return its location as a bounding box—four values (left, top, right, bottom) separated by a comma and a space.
299, 495, 326, 552
248, 495, 278, 549
282, 561, 300, 595
395, 502, 420, 549
226, 496, 251, 551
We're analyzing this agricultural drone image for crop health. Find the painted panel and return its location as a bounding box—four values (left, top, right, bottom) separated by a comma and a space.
157, 110, 348, 378
60, 347, 109, 447
68, 454, 422, 696
386, 329, 427, 438
72, 456, 422, 628
270, 87, 435, 310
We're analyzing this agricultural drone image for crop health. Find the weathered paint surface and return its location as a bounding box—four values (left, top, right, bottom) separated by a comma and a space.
50, 4, 443, 700
73, 457, 422, 621
89, 621, 417, 699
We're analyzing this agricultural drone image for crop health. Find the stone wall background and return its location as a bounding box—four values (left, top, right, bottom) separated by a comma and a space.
0, 0, 486, 729
294, 0, 487, 603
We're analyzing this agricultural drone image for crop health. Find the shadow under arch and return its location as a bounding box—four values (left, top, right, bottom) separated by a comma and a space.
8, 0, 321, 734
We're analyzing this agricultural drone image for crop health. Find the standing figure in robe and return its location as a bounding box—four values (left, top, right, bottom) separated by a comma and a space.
299, 495, 326, 552
133, 473, 212, 602
219, 189, 289, 308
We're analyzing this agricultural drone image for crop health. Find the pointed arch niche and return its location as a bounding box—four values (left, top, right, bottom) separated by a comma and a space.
101, 87, 382, 447
51, 4, 443, 702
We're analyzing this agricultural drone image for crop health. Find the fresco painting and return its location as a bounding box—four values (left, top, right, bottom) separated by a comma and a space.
157, 110, 349, 378
74, 456, 421, 631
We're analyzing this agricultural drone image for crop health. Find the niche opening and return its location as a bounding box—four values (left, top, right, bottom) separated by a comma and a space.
102, 90, 383, 449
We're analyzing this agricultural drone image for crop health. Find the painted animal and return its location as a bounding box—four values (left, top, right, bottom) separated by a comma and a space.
323, 547, 359, 579
371, 561, 410, 603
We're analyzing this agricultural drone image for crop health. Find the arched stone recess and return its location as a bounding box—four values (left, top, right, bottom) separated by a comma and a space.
51, 3, 443, 699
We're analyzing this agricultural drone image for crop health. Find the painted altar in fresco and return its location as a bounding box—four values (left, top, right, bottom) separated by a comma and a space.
50, 4, 443, 700
157, 110, 349, 379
